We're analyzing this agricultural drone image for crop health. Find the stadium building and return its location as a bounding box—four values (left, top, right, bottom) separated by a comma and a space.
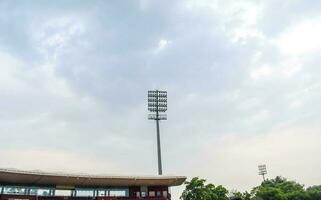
0, 168, 186, 200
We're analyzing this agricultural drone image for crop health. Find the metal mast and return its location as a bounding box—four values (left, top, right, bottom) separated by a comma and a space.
148, 90, 167, 175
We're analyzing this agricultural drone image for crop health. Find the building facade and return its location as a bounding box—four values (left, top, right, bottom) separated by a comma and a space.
0, 169, 186, 200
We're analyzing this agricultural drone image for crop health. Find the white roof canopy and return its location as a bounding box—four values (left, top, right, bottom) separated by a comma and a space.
0, 168, 186, 188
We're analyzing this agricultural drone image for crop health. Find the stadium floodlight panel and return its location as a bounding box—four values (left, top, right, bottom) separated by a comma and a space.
148, 114, 167, 120
148, 90, 168, 113
258, 165, 267, 175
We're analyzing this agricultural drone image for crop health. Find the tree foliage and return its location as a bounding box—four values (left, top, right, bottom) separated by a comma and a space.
180, 177, 229, 200
252, 176, 314, 200
182, 176, 321, 200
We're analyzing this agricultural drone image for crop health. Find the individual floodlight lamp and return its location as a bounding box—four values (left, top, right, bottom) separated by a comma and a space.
148, 90, 167, 175
258, 164, 267, 181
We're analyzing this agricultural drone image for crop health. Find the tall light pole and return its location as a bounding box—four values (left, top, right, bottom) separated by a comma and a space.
258, 164, 267, 181
148, 90, 167, 175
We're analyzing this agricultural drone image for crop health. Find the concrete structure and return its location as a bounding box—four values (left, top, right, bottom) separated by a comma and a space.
0, 168, 186, 200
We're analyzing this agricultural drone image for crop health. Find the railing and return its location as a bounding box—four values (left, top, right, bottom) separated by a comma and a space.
0, 195, 169, 200
97, 198, 167, 200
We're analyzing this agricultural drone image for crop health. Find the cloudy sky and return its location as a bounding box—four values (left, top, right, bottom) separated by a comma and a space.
1, 0, 321, 199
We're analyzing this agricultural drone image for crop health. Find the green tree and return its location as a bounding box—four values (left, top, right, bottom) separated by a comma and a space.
230, 191, 251, 200
242, 191, 252, 200
261, 176, 305, 194
306, 185, 321, 200
180, 177, 229, 200
181, 176, 321, 200
255, 187, 286, 200
252, 176, 309, 200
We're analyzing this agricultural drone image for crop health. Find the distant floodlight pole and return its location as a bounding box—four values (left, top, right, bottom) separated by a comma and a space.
148, 90, 167, 175
258, 164, 267, 181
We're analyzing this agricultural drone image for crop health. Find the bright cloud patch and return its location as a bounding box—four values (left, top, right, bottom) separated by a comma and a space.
275, 18, 321, 55
155, 39, 171, 53
250, 65, 273, 80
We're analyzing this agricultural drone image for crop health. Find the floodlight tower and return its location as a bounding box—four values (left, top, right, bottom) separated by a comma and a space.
148, 90, 167, 175
258, 164, 267, 181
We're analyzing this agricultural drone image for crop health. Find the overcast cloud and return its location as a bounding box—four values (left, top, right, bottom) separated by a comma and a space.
0, 1, 321, 199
